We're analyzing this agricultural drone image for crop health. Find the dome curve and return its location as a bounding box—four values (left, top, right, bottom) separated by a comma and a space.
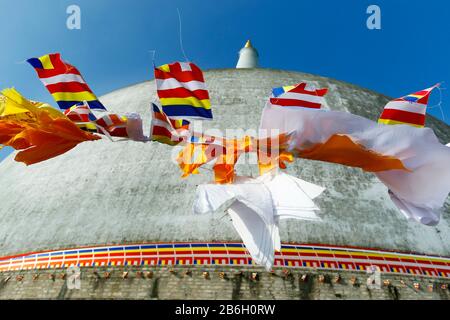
0, 68, 449, 257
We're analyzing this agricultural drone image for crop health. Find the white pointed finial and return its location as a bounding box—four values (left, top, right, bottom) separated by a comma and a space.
236, 40, 259, 69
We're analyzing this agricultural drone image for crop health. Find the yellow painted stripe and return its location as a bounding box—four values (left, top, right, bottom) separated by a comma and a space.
378, 119, 423, 128
39, 55, 54, 70
153, 248, 175, 253
423, 257, 450, 263
281, 248, 301, 253
298, 249, 317, 254
52, 91, 97, 102
160, 97, 211, 109
140, 248, 159, 253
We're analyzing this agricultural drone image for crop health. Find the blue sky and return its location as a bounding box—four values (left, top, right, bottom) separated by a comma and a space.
1, 0, 449, 160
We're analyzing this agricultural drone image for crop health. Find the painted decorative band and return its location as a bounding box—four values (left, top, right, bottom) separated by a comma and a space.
0, 242, 449, 278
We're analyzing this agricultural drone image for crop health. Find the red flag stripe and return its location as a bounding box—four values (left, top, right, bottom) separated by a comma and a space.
152, 126, 178, 139
46, 82, 93, 94
379, 109, 426, 126
153, 111, 169, 122
290, 83, 328, 97
155, 69, 204, 83
34, 57, 82, 79
108, 127, 128, 138
156, 87, 210, 100
270, 98, 322, 109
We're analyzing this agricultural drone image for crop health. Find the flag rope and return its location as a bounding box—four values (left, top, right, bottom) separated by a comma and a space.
177, 8, 190, 63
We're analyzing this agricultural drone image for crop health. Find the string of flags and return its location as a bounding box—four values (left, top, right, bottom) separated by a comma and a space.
1, 52, 450, 270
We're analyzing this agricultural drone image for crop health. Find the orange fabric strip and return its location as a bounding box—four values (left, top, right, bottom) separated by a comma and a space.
295, 134, 408, 172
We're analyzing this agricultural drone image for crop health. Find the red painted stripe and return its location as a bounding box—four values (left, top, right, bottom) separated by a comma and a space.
45, 82, 92, 94
109, 253, 124, 257
270, 98, 322, 109
157, 87, 209, 100
173, 250, 192, 255
209, 250, 228, 255
384, 257, 401, 262
282, 251, 300, 256
379, 109, 426, 126
298, 252, 317, 257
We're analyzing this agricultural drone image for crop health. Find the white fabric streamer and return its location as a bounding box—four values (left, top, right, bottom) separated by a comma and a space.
193, 172, 325, 270
125, 113, 149, 142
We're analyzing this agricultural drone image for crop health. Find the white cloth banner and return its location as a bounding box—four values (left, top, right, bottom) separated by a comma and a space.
260, 104, 450, 226
194, 172, 325, 270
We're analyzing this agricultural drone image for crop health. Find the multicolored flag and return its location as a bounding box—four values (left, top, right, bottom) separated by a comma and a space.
170, 118, 190, 132
154, 62, 213, 120
270, 83, 328, 109
63, 102, 98, 133
150, 103, 188, 146
64, 102, 97, 123
378, 84, 440, 128
27, 53, 107, 111
95, 114, 128, 138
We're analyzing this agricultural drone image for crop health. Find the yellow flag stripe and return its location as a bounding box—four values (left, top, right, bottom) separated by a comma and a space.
160, 97, 211, 109
51, 91, 97, 102
158, 64, 171, 72
378, 118, 424, 128
152, 135, 180, 146
39, 55, 55, 70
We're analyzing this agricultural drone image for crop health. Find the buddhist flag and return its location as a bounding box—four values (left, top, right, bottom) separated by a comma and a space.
261, 91, 450, 226
27, 53, 107, 111
63, 102, 98, 133
95, 114, 128, 138
154, 62, 213, 120
64, 102, 97, 123
150, 103, 188, 146
270, 83, 328, 109
378, 84, 440, 128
